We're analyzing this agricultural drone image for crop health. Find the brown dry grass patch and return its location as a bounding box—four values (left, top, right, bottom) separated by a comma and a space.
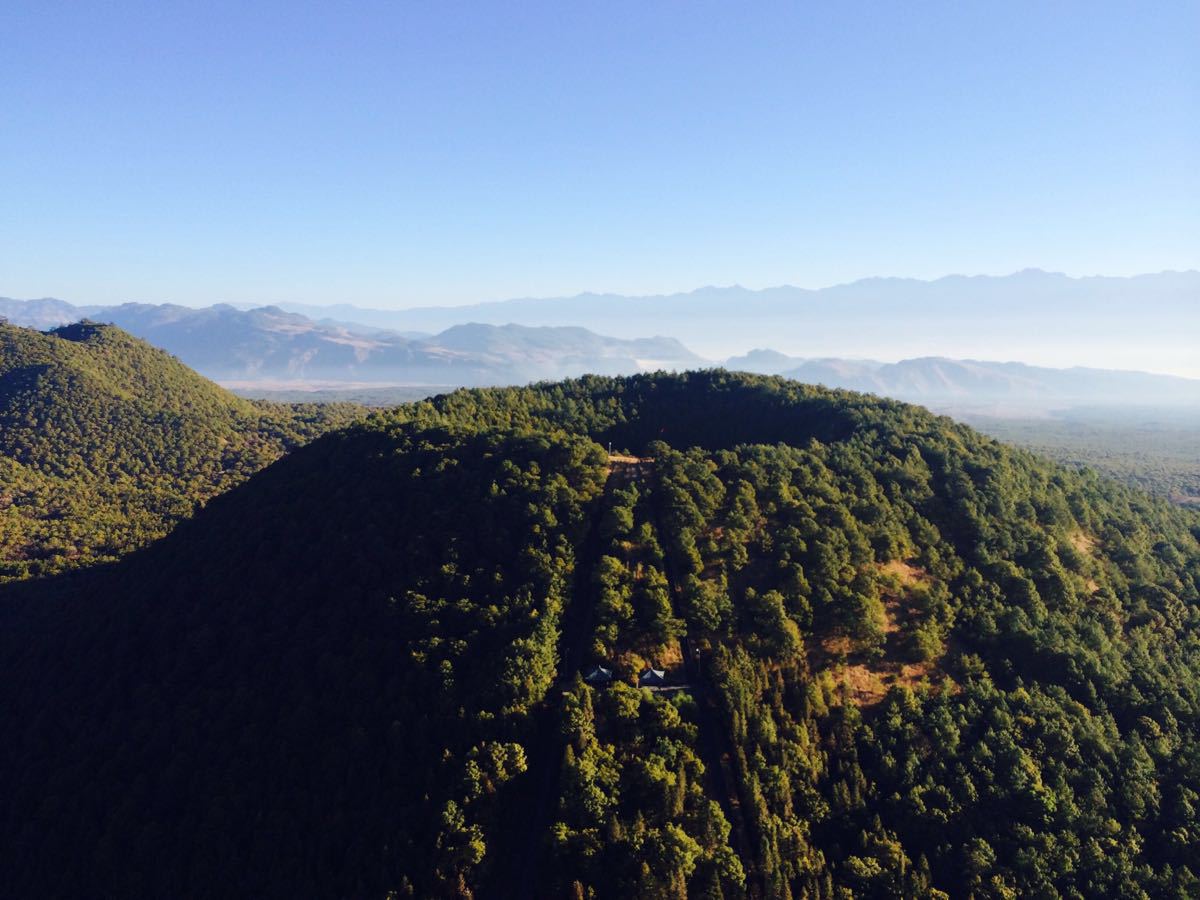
805, 561, 946, 708
654, 641, 684, 668
838, 660, 935, 707
1069, 530, 1098, 556
878, 559, 927, 584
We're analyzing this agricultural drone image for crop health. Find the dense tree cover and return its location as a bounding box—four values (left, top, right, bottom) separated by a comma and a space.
550, 679, 745, 899
651, 421, 1200, 897
541, 468, 742, 898
374, 369, 870, 451
0, 370, 1198, 898
0, 421, 607, 896
0, 321, 362, 576
971, 412, 1200, 508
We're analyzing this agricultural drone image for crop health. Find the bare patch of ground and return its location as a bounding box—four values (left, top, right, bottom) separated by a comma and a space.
878, 559, 927, 585
839, 660, 935, 707
606, 454, 654, 480
807, 561, 946, 708
1069, 530, 1098, 556
608, 454, 649, 465
1066, 532, 1104, 595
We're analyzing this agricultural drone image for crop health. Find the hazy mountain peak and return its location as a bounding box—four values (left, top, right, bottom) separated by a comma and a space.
3, 267, 1197, 380
0, 298, 705, 384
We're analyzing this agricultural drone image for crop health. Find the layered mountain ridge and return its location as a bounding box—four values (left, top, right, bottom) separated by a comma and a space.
726, 352, 1200, 408
0, 297, 703, 383
3, 277, 1197, 408
270, 269, 1200, 368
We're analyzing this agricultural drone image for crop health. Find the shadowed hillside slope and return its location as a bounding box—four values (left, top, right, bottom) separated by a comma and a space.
1, 372, 1199, 898
0, 321, 363, 577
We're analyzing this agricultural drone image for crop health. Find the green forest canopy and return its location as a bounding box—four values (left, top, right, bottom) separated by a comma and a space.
0, 320, 363, 577
969, 410, 1200, 509
1, 370, 1198, 898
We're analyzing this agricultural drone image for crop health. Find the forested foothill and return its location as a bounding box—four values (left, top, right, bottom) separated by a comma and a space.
969, 409, 1200, 509
1, 369, 1198, 898
0, 320, 363, 578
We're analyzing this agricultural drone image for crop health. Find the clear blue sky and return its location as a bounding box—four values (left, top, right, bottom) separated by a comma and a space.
3, 0, 1197, 308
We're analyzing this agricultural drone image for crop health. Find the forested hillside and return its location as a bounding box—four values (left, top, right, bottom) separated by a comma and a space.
0, 321, 362, 577
1, 371, 1198, 898
968, 412, 1200, 509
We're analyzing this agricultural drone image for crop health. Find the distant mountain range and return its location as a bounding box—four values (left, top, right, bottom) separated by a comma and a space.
724, 351, 1200, 409
15, 270, 1198, 368
264, 269, 1200, 373
0, 298, 703, 384
3, 271, 1199, 410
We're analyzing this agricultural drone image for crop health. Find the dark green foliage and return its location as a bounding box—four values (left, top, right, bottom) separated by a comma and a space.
0, 422, 607, 897
0, 370, 1198, 898
0, 321, 362, 577
649, 405, 1200, 897
373, 369, 870, 452
547, 473, 744, 898
550, 682, 745, 899
972, 411, 1200, 508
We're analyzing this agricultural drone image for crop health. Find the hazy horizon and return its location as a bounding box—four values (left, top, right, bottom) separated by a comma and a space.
5, 267, 1198, 378
3, 2, 1197, 373
5, 2, 1198, 307
8, 265, 1198, 311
